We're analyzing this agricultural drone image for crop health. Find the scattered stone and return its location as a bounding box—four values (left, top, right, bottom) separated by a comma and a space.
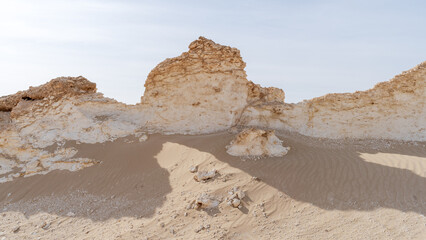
41, 222, 51, 230
66, 211, 76, 217
226, 187, 245, 208
189, 165, 198, 173
232, 198, 241, 208
251, 176, 261, 181
190, 193, 221, 209
135, 133, 148, 142
194, 169, 217, 182
12, 226, 20, 233
195, 225, 205, 233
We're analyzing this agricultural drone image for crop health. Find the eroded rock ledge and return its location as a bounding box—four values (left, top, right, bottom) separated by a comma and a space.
0, 76, 96, 112
240, 61, 426, 141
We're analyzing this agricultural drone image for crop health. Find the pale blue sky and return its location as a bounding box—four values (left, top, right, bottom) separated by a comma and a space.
0, 0, 425, 103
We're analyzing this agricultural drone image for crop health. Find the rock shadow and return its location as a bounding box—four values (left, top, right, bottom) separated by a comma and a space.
0, 135, 172, 221
168, 132, 426, 216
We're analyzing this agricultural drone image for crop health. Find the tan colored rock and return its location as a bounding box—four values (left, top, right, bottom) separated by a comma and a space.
240, 62, 426, 141
226, 128, 290, 157
189, 165, 198, 173
141, 36, 283, 134
247, 82, 285, 103
226, 187, 246, 208
192, 193, 221, 209
0, 76, 96, 115
193, 169, 217, 182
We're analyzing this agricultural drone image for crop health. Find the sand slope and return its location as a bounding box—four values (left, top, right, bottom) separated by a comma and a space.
1, 132, 425, 239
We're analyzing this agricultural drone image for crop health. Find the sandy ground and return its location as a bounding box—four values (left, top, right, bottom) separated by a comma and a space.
0, 131, 425, 239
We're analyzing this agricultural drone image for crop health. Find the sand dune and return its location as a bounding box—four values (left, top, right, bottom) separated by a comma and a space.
1, 132, 425, 239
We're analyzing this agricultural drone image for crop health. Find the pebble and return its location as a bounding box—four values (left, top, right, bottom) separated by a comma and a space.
189, 165, 198, 173
12, 226, 20, 233
67, 212, 76, 217
41, 222, 51, 230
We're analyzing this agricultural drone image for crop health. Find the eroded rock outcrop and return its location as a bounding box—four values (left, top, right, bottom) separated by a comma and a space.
0, 77, 142, 182
0, 76, 96, 114
240, 62, 426, 141
226, 128, 290, 157
141, 36, 283, 133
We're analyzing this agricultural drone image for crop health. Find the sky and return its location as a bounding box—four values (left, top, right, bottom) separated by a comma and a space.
0, 0, 425, 104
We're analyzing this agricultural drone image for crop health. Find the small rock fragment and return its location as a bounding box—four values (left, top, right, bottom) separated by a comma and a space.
12, 226, 20, 233
195, 225, 205, 233
66, 211, 75, 217
194, 169, 217, 182
189, 165, 198, 173
226, 187, 245, 208
41, 222, 51, 230
232, 198, 241, 208
191, 193, 221, 209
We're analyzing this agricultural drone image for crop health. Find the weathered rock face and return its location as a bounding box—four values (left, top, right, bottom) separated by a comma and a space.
0, 77, 143, 182
240, 62, 426, 141
0, 76, 96, 113
141, 37, 282, 133
226, 128, 290, 157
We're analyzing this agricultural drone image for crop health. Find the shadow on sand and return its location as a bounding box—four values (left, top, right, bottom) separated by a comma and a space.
167, 133, 426, 216
0, 132, 425, 222
0, 136, 172, 221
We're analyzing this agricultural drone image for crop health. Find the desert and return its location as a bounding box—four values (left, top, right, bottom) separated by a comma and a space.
0, 37, 425, 239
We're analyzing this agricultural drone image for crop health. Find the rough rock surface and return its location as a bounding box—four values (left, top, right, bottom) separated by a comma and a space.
240, 62, 426, 141
226, 128, 290, 157
141, 36, 283, 134
193, 169, 217, 182
192, 193, 221, 209
0, 76, 96, 114
0, 78, 143, 182
226, 187, 246, 208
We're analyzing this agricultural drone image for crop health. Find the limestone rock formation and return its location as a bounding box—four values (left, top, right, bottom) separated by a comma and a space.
141, 36, 283, 134
226, 128, 290, 157
0, 76, 96, 114
240, 62, 426, 141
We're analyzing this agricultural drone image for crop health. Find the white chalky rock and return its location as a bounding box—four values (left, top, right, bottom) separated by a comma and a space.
226, 128, 290, 157
226, 187, 246, 208
194, 193, 221, 209
194, 169, 217, 182
189, 165, 198, 173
